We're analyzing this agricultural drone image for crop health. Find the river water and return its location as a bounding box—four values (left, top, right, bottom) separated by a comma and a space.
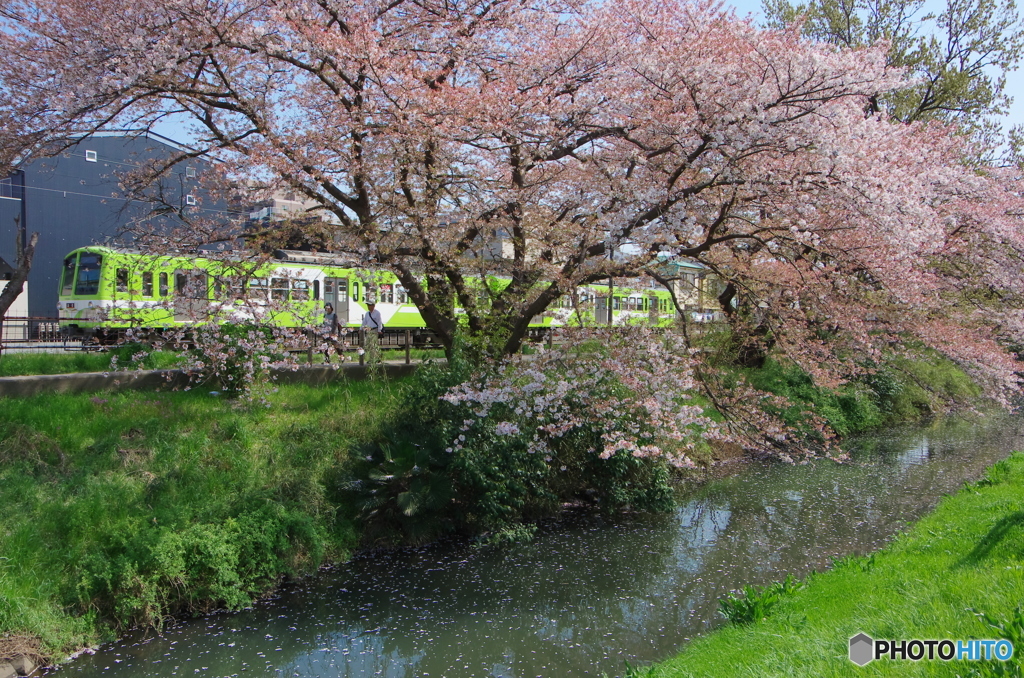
54, 415, 1024, 678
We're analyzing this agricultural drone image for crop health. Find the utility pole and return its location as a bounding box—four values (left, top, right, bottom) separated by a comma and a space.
607, 243, 614, 327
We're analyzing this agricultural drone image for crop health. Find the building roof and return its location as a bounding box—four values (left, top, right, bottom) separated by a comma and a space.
0, 255, 14, 280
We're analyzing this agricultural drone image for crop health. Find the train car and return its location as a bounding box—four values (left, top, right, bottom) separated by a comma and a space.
57, 246, 681, 340
58, 246, 428, 341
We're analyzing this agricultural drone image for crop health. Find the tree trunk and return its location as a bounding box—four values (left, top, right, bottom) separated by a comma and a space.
0, 231, 37, 319
718, 282, 774, 368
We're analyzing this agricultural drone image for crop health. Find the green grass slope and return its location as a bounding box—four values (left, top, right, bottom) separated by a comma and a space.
642, 453, 1024, 677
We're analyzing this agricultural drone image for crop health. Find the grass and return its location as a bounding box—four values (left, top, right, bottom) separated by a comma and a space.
0, 348, 177, 376
0, 380, 404, 663
738, 353, 983, 438
636, 452, 1024, 677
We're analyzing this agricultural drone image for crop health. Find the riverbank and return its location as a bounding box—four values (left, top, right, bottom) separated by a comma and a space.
0, 381, 403, 667
0, 350, 995, 671
639, 451, 1024, 677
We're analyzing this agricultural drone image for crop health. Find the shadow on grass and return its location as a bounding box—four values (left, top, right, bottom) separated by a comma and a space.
958, 510, 1024, 567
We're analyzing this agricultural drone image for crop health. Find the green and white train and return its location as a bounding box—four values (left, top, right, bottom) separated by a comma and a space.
57, 246, 679, 340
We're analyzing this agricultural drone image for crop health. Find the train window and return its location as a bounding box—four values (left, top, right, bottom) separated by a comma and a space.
214, 276, 238, 299
292, 280, 310, 300
612, 296, 621, 311
338, 280, 348, 303
173, 271, 208, 299
61, 256, 76, 295
380, 284, 394, 304
352, 281, 359, 302
313, 280, 320, 301
397, 285, 407, 304
74, 254, 102, 295
248, 278, 269, 300
271, 277, 289, 301
159, 273, 168, 297
116, 268, 129, 293
142, 272, 153, 297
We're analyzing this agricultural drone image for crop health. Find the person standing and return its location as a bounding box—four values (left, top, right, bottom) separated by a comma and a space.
361, 302, 383, 333
320, 303, 344, 364
361, 302, 384, 371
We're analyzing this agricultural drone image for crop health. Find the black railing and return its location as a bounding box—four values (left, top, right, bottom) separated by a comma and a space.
0, 316, 69, 353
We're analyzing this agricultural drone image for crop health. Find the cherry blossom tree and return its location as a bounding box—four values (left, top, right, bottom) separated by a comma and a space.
0, 0, 1021, 399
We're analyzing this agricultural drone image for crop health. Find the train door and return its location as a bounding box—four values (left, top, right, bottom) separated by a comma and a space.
173, 269, 209, 321
323, 277, 349, 325
596, 297, 612, 324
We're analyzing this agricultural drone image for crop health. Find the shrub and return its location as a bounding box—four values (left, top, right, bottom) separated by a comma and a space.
348, 330, 695, 545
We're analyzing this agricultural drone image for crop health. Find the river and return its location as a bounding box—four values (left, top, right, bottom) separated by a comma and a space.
53, 415, 1024, 677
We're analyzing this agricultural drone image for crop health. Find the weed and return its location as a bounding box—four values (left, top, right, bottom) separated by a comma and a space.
963, 606, 1024, 677
718, 574, 804, 625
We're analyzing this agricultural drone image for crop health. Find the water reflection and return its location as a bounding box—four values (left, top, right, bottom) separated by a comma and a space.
55, 416, 1024, 678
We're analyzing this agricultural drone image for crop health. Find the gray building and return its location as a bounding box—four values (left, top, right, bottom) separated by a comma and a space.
0, 132, 236, 317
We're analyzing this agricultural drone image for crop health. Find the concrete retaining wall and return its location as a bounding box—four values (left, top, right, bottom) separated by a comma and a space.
0, 362, 425, 399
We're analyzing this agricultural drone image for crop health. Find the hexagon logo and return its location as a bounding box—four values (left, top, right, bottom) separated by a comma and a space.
849, 633, 874, 666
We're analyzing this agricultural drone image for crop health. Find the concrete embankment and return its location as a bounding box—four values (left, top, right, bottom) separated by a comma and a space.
0, 362, 423, 398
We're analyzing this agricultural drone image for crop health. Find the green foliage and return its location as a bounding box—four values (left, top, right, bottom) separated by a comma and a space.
974, 456, 1016, 488
0, 381, 398, 661
740, 351, 983, 439
718, 574, 805, 625
0, 347, 179, 376
964, 607, 1024, 678
876, 355, 983, 421
73, 504, 322, 629
762, 0, 1023, 141
743, 358, 884, 436
621, 659, 656, 677
348, 343, 676, 546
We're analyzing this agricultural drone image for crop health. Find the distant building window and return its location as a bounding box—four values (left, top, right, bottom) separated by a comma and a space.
85, 150, 97, 162
185, 194, 196, 206
186, 166, 196, 178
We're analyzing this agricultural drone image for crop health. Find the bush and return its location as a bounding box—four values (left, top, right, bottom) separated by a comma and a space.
73, 502, 325, 629
348, 335, 684, 546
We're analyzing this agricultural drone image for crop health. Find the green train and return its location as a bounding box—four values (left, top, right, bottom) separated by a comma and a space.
57, 246, 678, 340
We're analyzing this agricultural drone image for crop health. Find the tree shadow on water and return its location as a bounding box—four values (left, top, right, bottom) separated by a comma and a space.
958, 511, 1024, 567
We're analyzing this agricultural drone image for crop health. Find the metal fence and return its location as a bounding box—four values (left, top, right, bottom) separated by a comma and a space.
0, 316, 72, 353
